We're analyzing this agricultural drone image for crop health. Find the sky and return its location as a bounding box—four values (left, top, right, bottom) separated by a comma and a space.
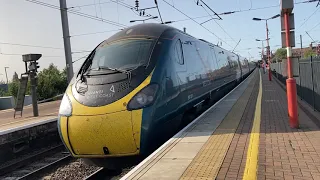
0, 0, 320, 82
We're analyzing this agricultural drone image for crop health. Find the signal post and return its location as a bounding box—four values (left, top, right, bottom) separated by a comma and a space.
22, 54, 41, 117
280, 0, 299, 128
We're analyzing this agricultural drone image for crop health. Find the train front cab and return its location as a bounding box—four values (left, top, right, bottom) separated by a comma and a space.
57, 35, 165, 163
58, 78, 151, 157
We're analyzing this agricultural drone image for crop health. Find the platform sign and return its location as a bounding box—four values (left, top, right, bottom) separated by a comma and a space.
281, 13, 295, 31
280, 0, 295, 48
281, 0, 294, 14
281, 31, 295, 47
14, 74, 29, 118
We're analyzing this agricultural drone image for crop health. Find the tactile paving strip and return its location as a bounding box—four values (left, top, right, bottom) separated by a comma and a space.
180, 73, 259, 180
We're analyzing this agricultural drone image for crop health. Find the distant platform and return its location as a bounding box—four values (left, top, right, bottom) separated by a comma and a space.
0, 100, 60, 135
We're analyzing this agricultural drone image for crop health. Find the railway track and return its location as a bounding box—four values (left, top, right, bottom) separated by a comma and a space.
0, 144, 73, 180
84, 167, 131, 180
84, 168, 111, 180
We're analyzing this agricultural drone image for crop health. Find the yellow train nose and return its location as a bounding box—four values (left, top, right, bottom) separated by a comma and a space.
59, 111, 140, 156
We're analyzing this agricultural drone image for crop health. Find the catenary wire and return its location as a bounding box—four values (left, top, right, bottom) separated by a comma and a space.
162, 0, 233, 49
26, 0, 127, 28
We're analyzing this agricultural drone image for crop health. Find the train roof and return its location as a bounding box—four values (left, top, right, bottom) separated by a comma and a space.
103, 23, 245, 59
105, 23, 175, 43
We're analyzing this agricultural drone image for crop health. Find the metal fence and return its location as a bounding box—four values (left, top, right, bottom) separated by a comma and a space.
270, 56, 320, 111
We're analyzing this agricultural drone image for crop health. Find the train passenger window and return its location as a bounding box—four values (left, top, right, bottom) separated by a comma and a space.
175, 39, 184, 65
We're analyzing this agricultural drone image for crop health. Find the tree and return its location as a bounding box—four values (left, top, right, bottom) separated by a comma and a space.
0, 81, 10, 97
0, 64, 67, 100
37, 63, 68, 100
274, 48, 287, 62
8, 80, 20, 99
0, 89, 6, 97
304, 49, 316, 58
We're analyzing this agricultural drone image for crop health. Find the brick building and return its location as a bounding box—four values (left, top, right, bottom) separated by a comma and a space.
292, 43, 320, 58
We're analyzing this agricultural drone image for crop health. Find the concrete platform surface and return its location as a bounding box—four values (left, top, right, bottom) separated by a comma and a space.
0, 100, 60, 135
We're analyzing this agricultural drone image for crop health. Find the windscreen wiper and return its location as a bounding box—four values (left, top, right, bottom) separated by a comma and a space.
78, 50, 96, 82
85, 66, 133, 83
85, 66, 128, 76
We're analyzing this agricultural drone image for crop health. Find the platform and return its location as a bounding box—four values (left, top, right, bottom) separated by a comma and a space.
122, 69, 320, 180
0, 100, 60, 135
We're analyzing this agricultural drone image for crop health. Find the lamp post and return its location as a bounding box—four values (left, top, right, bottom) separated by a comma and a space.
256, 39, 269, 71
4, 67, 9, 84
253, 14, 280, 81
281, 0, 298, 128
130, 16, 158, 23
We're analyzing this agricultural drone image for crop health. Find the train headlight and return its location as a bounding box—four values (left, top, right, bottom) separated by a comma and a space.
59, 93, 72, 117
136, 94, 148, 105
127, 83, 159, 110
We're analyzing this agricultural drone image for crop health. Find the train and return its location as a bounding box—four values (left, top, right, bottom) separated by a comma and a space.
57, 23, 255, 168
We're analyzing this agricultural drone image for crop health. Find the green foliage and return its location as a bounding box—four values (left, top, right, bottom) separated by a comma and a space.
304, 49, 316, 58
0, 88, 10, 97
8, 80, 20, 99
274, 48, 287, 61
0, 64, 67, 101
37, 63, 67, 100
5, 72, 30, 99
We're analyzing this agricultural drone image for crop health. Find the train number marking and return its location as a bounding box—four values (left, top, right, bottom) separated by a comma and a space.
110, 85, 115, 93
86, 93, 114, 99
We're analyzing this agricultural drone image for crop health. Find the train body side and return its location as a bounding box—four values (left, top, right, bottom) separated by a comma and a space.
139, 30, 251, 154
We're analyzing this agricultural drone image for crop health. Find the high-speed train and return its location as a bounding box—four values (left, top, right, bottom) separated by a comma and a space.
58, 23, 255, 168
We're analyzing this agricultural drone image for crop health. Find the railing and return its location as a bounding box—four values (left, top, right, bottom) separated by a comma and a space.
270, 56, 320, 112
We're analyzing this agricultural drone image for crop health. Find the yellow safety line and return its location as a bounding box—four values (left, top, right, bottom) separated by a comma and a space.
243, 69, 262, 180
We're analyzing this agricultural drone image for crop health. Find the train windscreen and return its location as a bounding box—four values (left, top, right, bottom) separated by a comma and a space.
90, 38, 156, 71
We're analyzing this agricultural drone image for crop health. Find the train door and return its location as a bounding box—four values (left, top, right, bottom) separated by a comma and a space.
226, 52, 239, 82
181, 39, 200, 102
235, 55, 243, 80
167, 38, 186, 98
152, 38, 186, 137
161, 39, 186, 128
174, 39, 187, 85
209, 46, 219, 89
212, 46, 229, 87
